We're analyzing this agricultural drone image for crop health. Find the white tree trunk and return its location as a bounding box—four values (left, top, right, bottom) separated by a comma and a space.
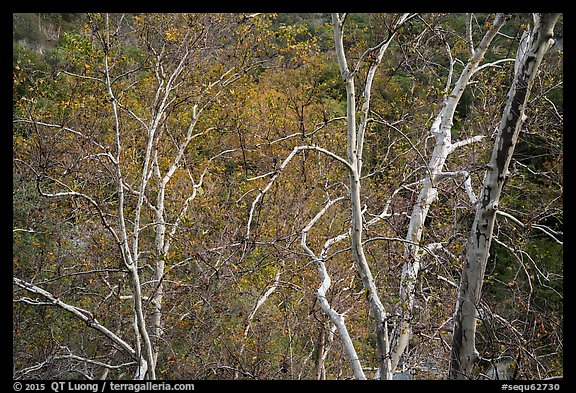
449, 13, 560, 380
390, 13, 509, 372
102, 19, 157, 377
332, 13, 395, 379
245, 15, 414, 377
331, 13, 418, 379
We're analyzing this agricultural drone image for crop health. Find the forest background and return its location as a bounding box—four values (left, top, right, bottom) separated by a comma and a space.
12, 12, 563, 380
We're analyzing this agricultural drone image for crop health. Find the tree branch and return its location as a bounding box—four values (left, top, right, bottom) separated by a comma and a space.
245, 145, 352, 246
496, 210, 563, 245
13, 276, 137, 360
472, 58, 516, 76
236, 268, 282, 379
55, 352, 137, 371
13, 119, 116, 164
448, 135, 486, 154
300, 197, 366, 380
434, 170, 478, 205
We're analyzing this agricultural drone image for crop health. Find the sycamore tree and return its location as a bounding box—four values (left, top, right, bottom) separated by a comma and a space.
243, 12, 562, 380
13, 12, 273, 380
449, 13, 562, 380
247, 12, 513, 379
13, 12, 562, 380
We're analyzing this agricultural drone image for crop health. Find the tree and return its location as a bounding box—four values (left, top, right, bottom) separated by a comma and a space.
13, 12, 562, 380
390, 13, 511, 372
247, 13, 417, 379
13, 12, 272, 379
449, 13, 561, 380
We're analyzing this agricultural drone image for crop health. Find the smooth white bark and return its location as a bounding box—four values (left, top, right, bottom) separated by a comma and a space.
301, 197, 366, 380
331, 13, 419, 379
101, 17, 157, 377
333, 13, 396, 379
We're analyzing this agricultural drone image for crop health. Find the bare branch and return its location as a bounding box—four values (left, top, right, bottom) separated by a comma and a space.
246, 145, 352, 245
434, 171, 478, 205
496, 210, 563, 245
351, 13, 416, 77
466, 13, 475, 56
364, 236, 442, 261
472, 58, 515, 76
370, 113, 433, 181
13, 276, 137, 360
59, 70, 105, 84
320, 180, 423, 260
13, 119, 116, 164
55, 352, 137, 371
448, 135, 486, 154
36, 185, 123, 249
242, 13, 262, 20
236, 268, 281, 378
14, 357, 56, 380
13, 228, 35, 233
300, 197, 366, 380
444, 40, 455, 95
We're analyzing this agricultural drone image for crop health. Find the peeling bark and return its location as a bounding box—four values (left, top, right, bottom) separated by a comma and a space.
449, 13, 560, 380
391, 13, 508, 373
